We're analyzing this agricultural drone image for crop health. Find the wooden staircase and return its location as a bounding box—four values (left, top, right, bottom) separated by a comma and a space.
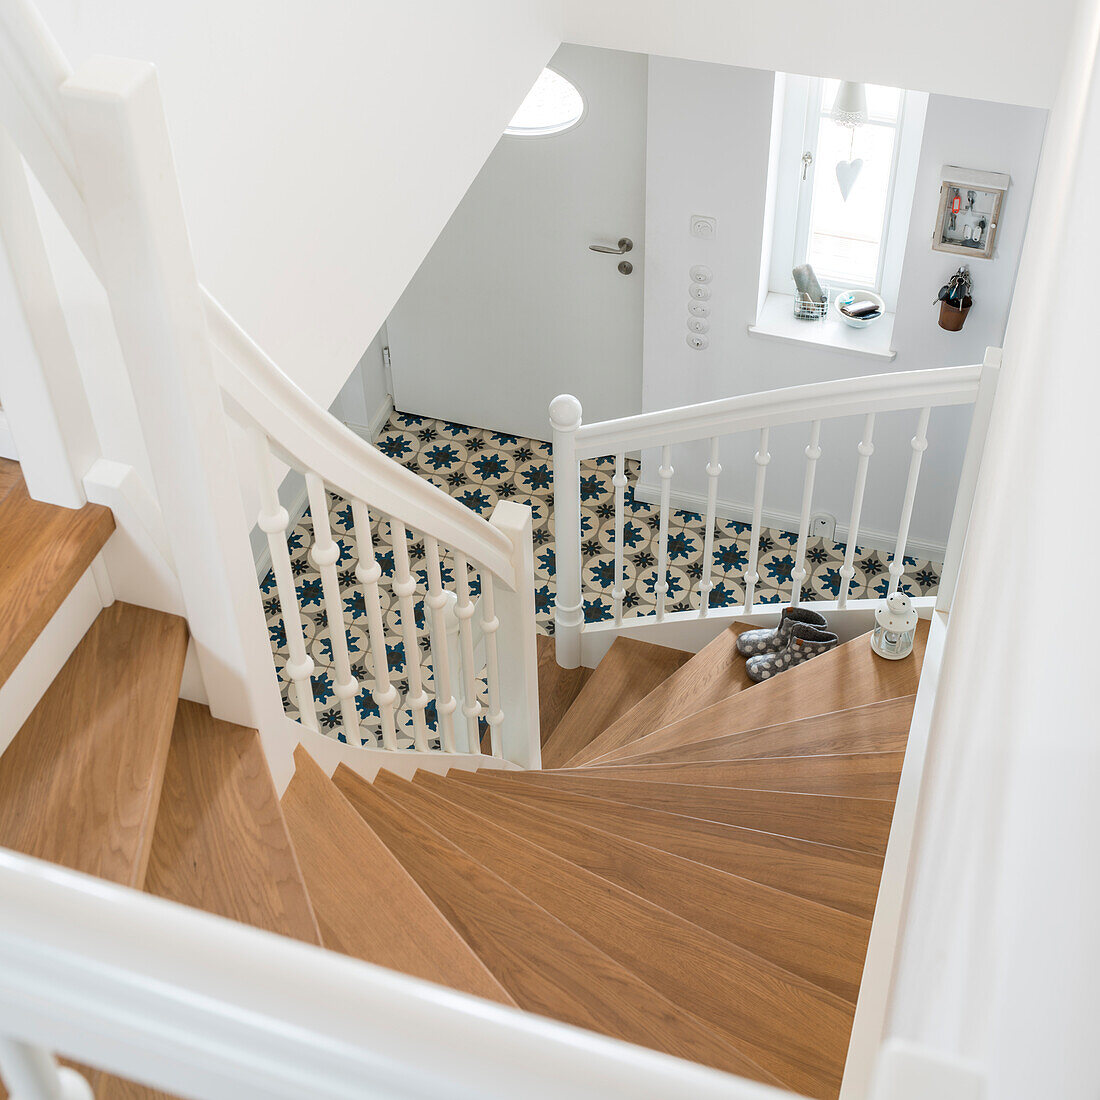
0, 458, 930, 1100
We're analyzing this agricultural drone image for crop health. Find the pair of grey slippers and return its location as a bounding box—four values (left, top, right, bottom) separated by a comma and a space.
735, 607, 839, 683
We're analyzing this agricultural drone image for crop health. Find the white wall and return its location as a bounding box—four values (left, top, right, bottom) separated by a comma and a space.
638, 56, 1047, 554
564, 0, 1074, 110
386, 44, 649, 440
36, 0, 561, 409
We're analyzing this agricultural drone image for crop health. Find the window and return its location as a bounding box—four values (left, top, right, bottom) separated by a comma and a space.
767, 75, 927, 313
800, 81, 903, 291
505, 68, 585, 137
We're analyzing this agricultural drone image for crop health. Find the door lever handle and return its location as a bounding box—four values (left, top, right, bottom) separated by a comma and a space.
589, 237, 633, 255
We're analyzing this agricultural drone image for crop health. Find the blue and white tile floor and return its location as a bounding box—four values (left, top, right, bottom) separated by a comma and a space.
262, 410, 942, 743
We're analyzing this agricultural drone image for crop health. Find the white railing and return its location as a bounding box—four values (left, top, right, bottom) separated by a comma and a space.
0, 847, 786, 1100
550, 356, 1000, 667
211, 301, 540, 762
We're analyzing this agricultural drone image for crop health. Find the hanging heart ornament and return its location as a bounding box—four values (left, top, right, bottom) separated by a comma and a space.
835, 158, 863, 201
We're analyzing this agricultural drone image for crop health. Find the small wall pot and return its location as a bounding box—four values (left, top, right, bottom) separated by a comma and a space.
938, 296, 972, 332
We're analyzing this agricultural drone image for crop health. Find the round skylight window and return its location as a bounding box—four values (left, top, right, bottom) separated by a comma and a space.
505, 68, 585, 137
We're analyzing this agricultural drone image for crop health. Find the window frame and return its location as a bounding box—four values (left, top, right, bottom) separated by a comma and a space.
503, 67, 587, 140
768, 75, 927, 313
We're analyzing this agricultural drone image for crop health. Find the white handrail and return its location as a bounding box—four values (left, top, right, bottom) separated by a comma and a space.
207, 298, 517, 588
571, 364, 982, 458
0, 847, 784, 1100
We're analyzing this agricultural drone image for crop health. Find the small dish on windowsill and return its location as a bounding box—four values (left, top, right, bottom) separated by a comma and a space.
834, 290, 886, 329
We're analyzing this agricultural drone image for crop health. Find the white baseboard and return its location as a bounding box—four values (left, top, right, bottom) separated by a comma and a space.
633, 481, 946, 562
0, 409, 18, 460
343, 392, 395, 445
254, 479, 310, 582
0, 567, 101, 757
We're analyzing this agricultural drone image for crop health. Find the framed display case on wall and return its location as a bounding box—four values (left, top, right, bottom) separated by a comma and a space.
932, 166, 1010, 260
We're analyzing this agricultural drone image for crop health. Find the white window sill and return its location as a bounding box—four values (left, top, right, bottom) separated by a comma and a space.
748, 292, 897, 361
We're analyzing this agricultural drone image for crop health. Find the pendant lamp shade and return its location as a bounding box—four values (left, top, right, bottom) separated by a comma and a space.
832, 81, 868, 127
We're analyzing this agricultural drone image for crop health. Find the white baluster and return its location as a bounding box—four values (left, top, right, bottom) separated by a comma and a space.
888, 408, 931, 595
423, 536, 458, 753
351, 500, 398, 750
655, 445, 673, 620
743, 428, 771, 612
838, 414, 877, 610
453, 552, 485, 752
698, 437, 721, 617
791, 420, 823, 607
0, 1037, 93, 1099
550, 394, 584, 668
480, 575, 504, 758
611, 453, 627, 625
389, 518, 430, 752
305, 472, 361, 742
252, 430, 318, 730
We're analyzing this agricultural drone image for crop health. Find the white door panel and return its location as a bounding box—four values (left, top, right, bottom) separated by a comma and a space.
387, 44, 647, 441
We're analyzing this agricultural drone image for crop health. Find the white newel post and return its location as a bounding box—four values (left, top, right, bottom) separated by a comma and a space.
59, 59, 294, 790
488, 501, 541, 769
550, 394, 583, 669
937, 347, 1002, 613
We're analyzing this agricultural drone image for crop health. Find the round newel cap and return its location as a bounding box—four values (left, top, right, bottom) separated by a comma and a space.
549, 393, 583, 432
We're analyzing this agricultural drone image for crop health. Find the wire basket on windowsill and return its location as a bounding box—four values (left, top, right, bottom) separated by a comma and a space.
793, 283, 831, 321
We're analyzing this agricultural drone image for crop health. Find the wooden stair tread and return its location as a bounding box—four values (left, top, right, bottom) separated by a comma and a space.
332, 766, 784, 1087
589, 621, 929, 765
564, 623, 755, 767
557, 750, 906, 800
508, 770, 896, 855
0, 456, 23, 502
409, 770, 871, 1000
376, 773, 851, 1099
472, 771, 896, 855
144, 701, 321, 945
536, 634, 592, 747
0, 466, 114, 689
282, 747, 512, 1003
619, 695, 916, 766
539, 637, 690, 768
451, 770, 883, 919
0, 602, 186, 886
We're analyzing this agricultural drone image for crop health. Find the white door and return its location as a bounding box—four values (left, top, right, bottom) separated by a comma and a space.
386, 44, 648, 441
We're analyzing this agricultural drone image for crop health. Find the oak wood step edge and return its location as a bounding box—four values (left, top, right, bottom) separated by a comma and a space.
565, 622, 756, 767
613, 695, 917, 767
536, 634, 593, 747
332, 764, 788, 1089
374, 771, 851, 1100
406, 769, 871, 1001
588, 621, 930, 766
144, 701, 321, 946
282, 747, 513, 1004
448, 769, 884, 920
0, 601, 186, 887
540, 637, 690, 769
0, 463, 115, 689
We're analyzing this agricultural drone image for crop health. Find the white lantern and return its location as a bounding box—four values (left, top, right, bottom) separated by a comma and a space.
870, 591, 918, 660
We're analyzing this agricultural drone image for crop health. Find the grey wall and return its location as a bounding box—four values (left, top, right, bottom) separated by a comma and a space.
639, 56, 1047, 554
